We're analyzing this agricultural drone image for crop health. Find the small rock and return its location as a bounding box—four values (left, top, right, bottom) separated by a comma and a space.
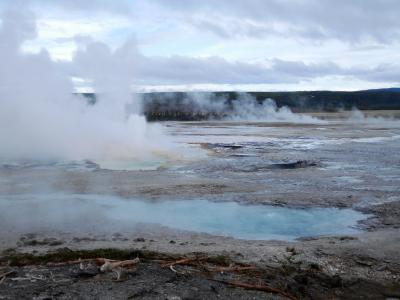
210, 285, 218, 293
72, 269, 99, 279
356, 259, 373, 266
376, 264, 387, 271
166, 296, 181, 300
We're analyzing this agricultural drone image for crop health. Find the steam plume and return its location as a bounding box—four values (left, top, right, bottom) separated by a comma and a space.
0, 8, 173, 163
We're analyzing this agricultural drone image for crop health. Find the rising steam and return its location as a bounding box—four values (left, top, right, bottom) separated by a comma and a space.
227, 93, 324, 123
146, 92, 324, 123
0, 9, 174, 164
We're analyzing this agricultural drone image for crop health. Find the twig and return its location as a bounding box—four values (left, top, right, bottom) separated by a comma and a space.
10, 277, 31, 281
23, 275, 45, 281
111, 258, 140, 268
50, 271, 55, 282
149, 259, 169, 263
169, 264, 189, 275
100, 258, 140, 272
211, 266, 257, 273
161, 256, 207, 268
46, 258, 117, 267
210, 279, 298, 300
0, 270, 15, 280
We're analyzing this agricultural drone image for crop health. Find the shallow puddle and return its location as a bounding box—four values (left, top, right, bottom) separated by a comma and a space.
95, 159, 166, 171
0, 194, 368, 240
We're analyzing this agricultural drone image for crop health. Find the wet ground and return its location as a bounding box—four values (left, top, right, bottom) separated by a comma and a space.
0, 111, 399, 299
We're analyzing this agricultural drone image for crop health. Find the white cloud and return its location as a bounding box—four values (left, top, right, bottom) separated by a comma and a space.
1, 0, 399, 90
155, 0, 400, 44
131, 55, 400, 87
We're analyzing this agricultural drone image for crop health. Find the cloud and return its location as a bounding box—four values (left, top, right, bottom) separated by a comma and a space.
155, 0, 400, 44
131, 55, 400, 86
355, 63, 400, 83
1, 0, 399, 90
9, 0, 134, 16
10, 0, 400, 44
136, 56, 281, 85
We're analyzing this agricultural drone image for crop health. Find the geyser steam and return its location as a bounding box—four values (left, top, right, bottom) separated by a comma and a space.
146, 92, 324, 123
0, 9, 173, 163
227, 93, 323, 123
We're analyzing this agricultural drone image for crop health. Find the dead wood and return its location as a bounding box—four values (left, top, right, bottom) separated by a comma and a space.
100, 258, 140, 272
0, 270, 16, 284
161, 256, 208, 268
0, 270, 15, 280
46, 258, 117, 267
210, 266, 257, 273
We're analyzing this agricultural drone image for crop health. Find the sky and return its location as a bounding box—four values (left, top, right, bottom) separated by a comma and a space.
1, 0, 400, 91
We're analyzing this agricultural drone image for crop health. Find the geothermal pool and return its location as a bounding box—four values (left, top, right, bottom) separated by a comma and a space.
0, 115, 399, 243
0, 194, 367, 240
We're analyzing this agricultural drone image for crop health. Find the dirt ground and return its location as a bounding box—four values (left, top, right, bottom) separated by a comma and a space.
0, 226, 399, 300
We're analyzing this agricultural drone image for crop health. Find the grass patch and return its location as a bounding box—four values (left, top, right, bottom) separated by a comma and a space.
205, 255, 233, 266
1, 248, 238, 269
0, 248, 180, 266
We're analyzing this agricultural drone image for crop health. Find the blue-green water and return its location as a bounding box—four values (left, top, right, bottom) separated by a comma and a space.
0, 194, 368, 240
108, 198, 366, 240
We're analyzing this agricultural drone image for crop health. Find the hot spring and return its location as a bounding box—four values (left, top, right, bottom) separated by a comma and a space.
0, 194, 368, 241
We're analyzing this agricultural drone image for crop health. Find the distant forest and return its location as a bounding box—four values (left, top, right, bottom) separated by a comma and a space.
81, 89, 400, 121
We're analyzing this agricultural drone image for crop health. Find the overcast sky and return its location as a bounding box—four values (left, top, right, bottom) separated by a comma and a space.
1, 0, 400, 91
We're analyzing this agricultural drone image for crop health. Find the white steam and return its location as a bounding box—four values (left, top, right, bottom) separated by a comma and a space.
227, 93, 323, 123
177, 92, 324, 123
0, 9, 174, 164
348, 107, 399, 125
